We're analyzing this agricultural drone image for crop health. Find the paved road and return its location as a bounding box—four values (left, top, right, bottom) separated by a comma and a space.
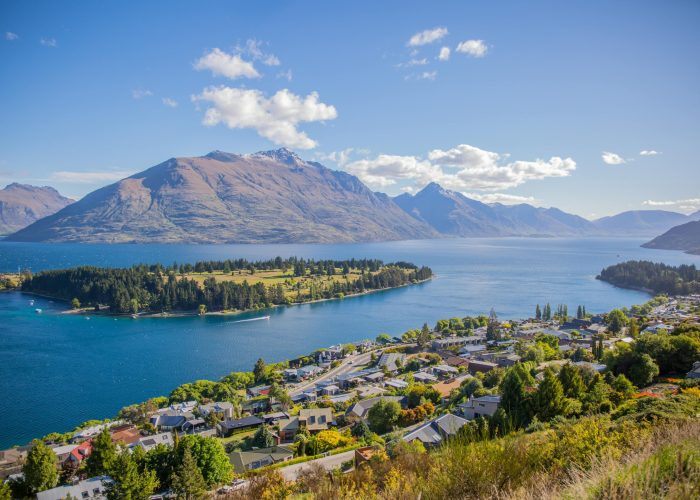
279, 450, 356, 481
288, 350, 374, 396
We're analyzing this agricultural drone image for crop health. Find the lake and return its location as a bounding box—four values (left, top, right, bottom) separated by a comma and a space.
1, 237, 699, 448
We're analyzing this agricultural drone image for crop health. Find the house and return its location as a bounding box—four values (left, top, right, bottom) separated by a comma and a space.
403, 413, 469, 447
0, 446, 29, 479
51, 444, 78, 466
263, 412, 290, 425
150, 412, 191, 432
199, 401, 234, 420
182, 419, 207, 434
242, 397, 270, 414
412, 371, 438, 383
431, 364, 459, 379
133, 432, 174, 452
442, 354, 470, 368
643, 323, 672, 334
467, 360, 498, 374
229, 446, 294, 474
218, 416, 264, 438
459, 344, 487, 357
459, 395, 502, 419
377, 353, 406, 373
384, 378, 409, 390
496, 354, 522, 368
283, 368, 300, 381
562, 319, 592, 330
297, 365, 324, 380
299, 408, 333, 433
432, 336, 483, 350
345, 396, 405, 423
364, 371, 385, 384
36, 476, 110, 500
354, 446, 380, 465
247, 385, 272, 399
573, 361, 607, 373
433, 378, 464, 399
54, 441, 92, 468
327, 392, 356, 404
686, 361, 700, 379
337, 368, 380, 389
109, 424, 142, 446
357, 385, 387, 399
277, 417, 300, 442
321, 384, 340, 396
71, 422, 121, 442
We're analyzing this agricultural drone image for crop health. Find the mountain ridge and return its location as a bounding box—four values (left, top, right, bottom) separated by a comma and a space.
642, 220, 700, 255
0, 183, 74, 235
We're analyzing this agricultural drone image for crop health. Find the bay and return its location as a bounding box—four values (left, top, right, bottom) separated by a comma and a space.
0, 237, 698, 448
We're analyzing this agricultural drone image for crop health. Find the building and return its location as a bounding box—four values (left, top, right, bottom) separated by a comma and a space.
345, 396, 405, 423
403, 413, 469, 447
459, 395, 502, 419
384, 378, 409, 390
686, 361, 700, 379
36, 476, 110, 500
182, 419, 207, 434
467, 360, 498, 374
229, 446, 294, 473
432, 336, 483, 350
247, 385, 272, 399
199, 401, 234, 420
0, 446, 29, 479
377, 352, 406, 373
218, 416, 264, 438
109, 424, 142, 446
276, 417, 300, 442
496, 354, 522, 368
431, 364, 459, 379
132, 432, 174, 452
299, 408, 333, 432
458, 344, 488, 357
412, 371, 438, 383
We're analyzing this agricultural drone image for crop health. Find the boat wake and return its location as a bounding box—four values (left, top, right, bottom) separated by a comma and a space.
226, 315, 271, 324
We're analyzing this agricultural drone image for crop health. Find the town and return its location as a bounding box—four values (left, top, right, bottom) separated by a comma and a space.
1, 293, 700, 498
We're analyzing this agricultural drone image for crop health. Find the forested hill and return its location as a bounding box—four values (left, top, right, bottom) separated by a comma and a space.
597, 260, 700, 295
21, 257, 432, 314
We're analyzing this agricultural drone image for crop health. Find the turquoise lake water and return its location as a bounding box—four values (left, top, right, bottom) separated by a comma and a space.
1, 237, 699, 447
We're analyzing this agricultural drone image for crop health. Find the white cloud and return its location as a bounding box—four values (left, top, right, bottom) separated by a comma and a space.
465, 192, 539, 205
315, 148, 358, 167
456, 39, 488, 57
132, 89, 153, 99
438, 46, 450, 61
408, 27, 448, 47
239, 39, 280, 66
40, 37, 57, 47
643, 198, 700, 213
5, 32, 18, 41
601, 151, 626, 165
277, 69, 293, 81
397, 58, 428, 68
418, 71, 437, 80
162, 97, 178, 108
192, 86, 337, 150
640, 150, 661, 156
50, 170, 134, 184
194, 48, 260, 80
345, 143, 576, 192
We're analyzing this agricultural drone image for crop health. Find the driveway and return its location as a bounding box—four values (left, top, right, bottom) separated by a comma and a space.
279, 450, 356, 481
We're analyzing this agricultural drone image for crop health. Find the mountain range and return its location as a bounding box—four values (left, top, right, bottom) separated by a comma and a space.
642, 220, 700, 255
3, 149, 699, 244
0, 183, 73, 235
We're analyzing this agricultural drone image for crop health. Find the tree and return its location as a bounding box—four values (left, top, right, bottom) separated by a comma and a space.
628, 353, 659, 387
535, 304, 542, 320
499, 363, 535, 428
171, 445, 207, 500
486, 308, 501, 341
607, 309, 628, 334
375, 333, 392, 344
0, 481, 11, 500
198, 304, 206, 316
367, 399, 401, 434
179, 436, 233, 487
417, 323, 432, 348
71, 297, 81, 309
253, 358, 267, 383
558, 363, 586, 400
252, 425, 276, 449
351, 420, 371, 441
535, 369, 567, 421
23, 441, 58, 493
85, 427, 117, 477
611, 374, 635, 402
105, 450, 158, 500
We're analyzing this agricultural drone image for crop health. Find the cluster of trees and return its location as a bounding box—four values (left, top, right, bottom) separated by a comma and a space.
22, 260, 431, 314
534, 303, 587, 321
434, 315, 489, 334
5, 428, 232, 499
598, 260, 700, 295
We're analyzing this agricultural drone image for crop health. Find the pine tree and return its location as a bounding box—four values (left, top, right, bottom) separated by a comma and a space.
171, 445, 207, 500
105, 450, 158, 500
535, 304, 542, 320
535, 368, 566, 421
417, 322, 432, 348
23, 441, 58, 493
253, 358, 267, 383
252, 425, 276, 449
558, 363, 586, 400
85, 427, 117, 477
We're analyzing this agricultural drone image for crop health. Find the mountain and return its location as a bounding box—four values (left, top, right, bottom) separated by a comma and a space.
6, 149, 436, 244
0, 183, 74, 235
641, 220, 700, 255
394, 183, 597, 237
592, 210, 692, 237
690, 210, 700, 220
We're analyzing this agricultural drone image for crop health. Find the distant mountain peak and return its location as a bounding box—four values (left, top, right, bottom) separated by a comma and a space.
204, 150, 241, 162
0, 183, 74, 235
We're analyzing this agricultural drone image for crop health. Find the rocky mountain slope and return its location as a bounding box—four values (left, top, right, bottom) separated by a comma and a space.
5, 149, 436, 244
0, 183, 73, 235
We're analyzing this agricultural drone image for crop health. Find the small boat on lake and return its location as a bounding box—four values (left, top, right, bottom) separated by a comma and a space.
35, 308, 42, 313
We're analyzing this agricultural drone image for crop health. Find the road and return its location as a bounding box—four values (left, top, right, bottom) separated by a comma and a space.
279, 450, 357, 481
288, 350, 374, 397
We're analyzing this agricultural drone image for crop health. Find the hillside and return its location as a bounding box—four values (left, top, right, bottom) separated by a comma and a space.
5, 150, 436, 244
593, 210, 692, 237
642, 220, 700, 254
394, 183, 597, 237
0, 183, 73, 235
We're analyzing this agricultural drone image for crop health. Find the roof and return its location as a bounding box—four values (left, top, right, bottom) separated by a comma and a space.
299, 408, 333, 431
346, 396, 404, 420
229, 446, 294, 473
36, 476, 110, 500
385, 378, 409, 389
403, 413, 468, 445
433, 379, 463, 398
378, 352, 406, 371
221, 416, 264, 432
277, 416, 299, 432
134, 432, 174, 451
413, 371, 438, 382
51, 444, 78, 457
110, 425, 141, 445
433, 364, 459, 373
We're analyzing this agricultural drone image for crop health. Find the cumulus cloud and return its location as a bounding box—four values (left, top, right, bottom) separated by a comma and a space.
456, 39, 488, 57
601, 151, 626, 165
40, 37, 57, 47
132, 89, 153, 99
162, 97, 178, 108
345, 143, 575, 192
465, 192, 539, 205
194, 48, 260, 80
315, 148, 359, 167
408, 27, 449, 47
50, 170, 134, 183
640, 150, 661, 156
438, 46, 450, 61
643, 198, 700, 213
192, 86, 337, 149
5, 32, 18, 41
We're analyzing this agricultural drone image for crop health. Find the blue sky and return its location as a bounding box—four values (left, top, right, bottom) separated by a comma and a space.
1, 0, 698, 218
